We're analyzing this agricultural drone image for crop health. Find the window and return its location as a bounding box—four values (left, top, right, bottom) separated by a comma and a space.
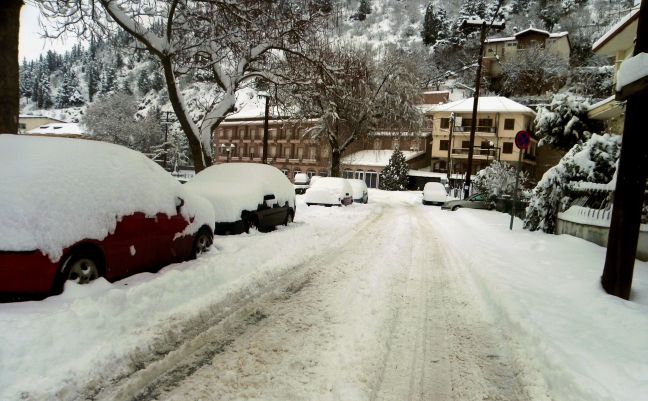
319, 170, 328, 177
321, 147, 329, 158
270, 145, 277, 157
478, 118, 493, 127
440, 140, 449, 151
392, 137, 400, 150
249, 146, 255, 158
293, 170, 301, 178
461, 140, 470, 150
355, 170, 364, 180
440, 118, 450, 129
250, 128, 257, 139
374, 139, 381, 150
502, 142, 513, 154
504, 119, 515, 130
411, 137, 420, 151
307, 170, 316, 178
225, 129, 232, 139
309, 146, 317, 159
365, 171, 379, 188
281, 169, 289, 176
343, 169, 354, 179
462, 119, 472, 128
297, 147, 304, 159
218, 129, 225, 138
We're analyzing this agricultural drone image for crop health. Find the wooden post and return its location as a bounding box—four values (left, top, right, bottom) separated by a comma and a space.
601, 0, 648, 300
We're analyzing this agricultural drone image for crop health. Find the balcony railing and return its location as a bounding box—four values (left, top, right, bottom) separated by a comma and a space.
453, 126, 497, 134
450, 147, 498, 158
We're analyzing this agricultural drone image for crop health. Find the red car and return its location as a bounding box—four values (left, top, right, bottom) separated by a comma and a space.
0, 135, 215, 301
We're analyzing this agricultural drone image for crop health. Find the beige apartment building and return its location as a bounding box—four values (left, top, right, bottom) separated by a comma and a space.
424, 97, 537, 177
483, 27, 571, 78
588, 6, 640, 133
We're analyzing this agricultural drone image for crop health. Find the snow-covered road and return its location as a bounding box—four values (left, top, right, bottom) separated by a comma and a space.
99, 197, 542, 400
2, 190, 647, 401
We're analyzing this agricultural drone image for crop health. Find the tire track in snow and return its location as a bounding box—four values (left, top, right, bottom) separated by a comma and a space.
89, 204, 390, 401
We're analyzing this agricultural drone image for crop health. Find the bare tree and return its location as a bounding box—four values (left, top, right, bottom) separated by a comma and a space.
280, 44, 424, 176
39, 0, 327, 171
0, 0, 23, 134
499, 44, 569, 96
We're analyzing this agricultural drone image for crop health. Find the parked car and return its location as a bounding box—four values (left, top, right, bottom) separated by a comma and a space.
0, 134, 215, 301
305, 177, 354, 207
442, 193, 495, 211
422, 182, 448, 205
348, 179, 369, 204
186, 163, 296, 234
294, 173, 310, 195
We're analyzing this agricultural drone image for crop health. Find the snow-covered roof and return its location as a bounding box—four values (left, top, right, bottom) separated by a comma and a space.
486, 30, 568, 44
592, 7, 640, 54
426, 97, 535, 115
342, 150, 424, 167
408, 170, 447, 179
19, 115, 65, 122
26, 123, 84, 136
515, 27, 550, 37
616, 52, 648, 93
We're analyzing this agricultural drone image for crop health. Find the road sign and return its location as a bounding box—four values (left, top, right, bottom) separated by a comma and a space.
515, 130, 531, 150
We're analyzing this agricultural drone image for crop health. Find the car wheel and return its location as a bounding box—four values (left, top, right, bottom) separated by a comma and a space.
59, 248, 103, 290
192, 228, 213, 258
452, 206, 461, 211
284, 209, 294, 226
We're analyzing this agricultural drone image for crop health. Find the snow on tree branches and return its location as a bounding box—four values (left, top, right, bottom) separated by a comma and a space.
524, 133, 621, 233
379, 149, 409, 191
534, 93, 603, 150
473, 161, 527, 199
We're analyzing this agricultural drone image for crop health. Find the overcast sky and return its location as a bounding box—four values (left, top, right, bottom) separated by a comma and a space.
19, 3, 77, 61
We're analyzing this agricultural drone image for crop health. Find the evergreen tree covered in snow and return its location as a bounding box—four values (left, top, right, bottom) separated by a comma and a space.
86, 60, 100, 102
37, 73, 53, 109
137, 70, 151, 95
473, 161, 527, 198
56, 71, 84, 108
100, 66, 117, 95
524, 134, 621, 233
421, 3, 448, 46
534, 93, 602, 150
379, 149, 409, 191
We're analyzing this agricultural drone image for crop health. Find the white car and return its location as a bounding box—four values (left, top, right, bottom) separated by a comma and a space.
347, 179, 368, 204
293, 173, 310, 195
305, 177, 354, 207
422, 182, 448, 205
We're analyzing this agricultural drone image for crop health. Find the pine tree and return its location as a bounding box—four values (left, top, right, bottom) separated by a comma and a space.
379, 149, 409, 191
56, 72, 74, 108
354, 0, 372, 21
421, 3, 448, 46
137, 70, 151, 95
150, 69, 165, 91
38, 74, 53, 109
86, 61, 99, 102
100, 66, 116, 95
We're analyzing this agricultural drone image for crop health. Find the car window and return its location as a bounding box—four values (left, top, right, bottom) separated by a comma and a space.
472, 194, 485, 201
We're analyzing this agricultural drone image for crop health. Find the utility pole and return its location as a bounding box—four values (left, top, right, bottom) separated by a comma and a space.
462, 18, 505, 199
446, 112, 455, 184
601, 0, 648, 300
160, 111, 175, 171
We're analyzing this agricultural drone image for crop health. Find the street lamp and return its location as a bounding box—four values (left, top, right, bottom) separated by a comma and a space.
160, 110, 176, 171
258, 91, 270, 164
460, 15, 505, 199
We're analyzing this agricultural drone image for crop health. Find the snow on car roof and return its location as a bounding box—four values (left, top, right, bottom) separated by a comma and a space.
186, 163, 295, 223
342, 150, 425, 167
0, 134, 212, 261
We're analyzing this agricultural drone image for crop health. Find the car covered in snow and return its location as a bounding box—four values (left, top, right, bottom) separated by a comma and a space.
347, 179, 369, 204
441, 193, 495, 211
293, 172, 310, 195
304, 177, 354, 207
422, 182, 448, 205
0, 134, 215, 301
185, 163, 296, 234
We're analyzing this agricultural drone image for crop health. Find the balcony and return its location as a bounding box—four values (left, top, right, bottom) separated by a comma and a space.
449, 147, 498, 159
452, 126, 497, 134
